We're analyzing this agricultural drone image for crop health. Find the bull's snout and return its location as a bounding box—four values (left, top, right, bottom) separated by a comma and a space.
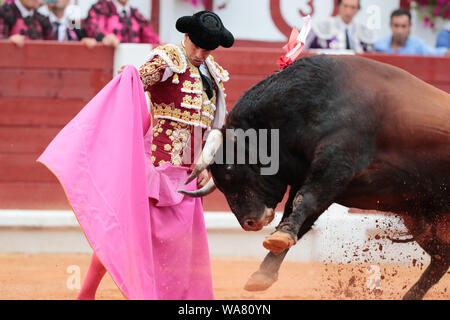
243, 218, 264, 231
241, 208, 275, 232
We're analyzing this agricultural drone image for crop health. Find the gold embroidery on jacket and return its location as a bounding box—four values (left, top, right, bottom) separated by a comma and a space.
182, 79, 202, 93
138, 56, 168, 90
169, 128, 191, 166
142, 43, 229, 131
181, 95, 202, 109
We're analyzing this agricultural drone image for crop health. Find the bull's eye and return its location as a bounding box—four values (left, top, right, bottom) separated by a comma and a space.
224, 165, 233, 181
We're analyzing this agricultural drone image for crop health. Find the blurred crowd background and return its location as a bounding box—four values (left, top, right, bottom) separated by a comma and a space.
0, 0, 448, 55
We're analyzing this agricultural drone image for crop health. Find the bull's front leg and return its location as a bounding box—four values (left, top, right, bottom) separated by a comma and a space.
244, 186, 299, 291
263, 139, 363, 254
245, 213, 320, 291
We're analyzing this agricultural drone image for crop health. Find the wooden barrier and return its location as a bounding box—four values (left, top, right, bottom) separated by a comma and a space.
0, 41, 448, 211
0, 41, 114, 209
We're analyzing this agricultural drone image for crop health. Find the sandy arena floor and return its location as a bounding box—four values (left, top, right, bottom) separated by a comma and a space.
0, 253, 448, 300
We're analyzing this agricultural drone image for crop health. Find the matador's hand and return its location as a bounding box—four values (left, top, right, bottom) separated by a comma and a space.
197, 169, 209, 188
117, 65, 126, 75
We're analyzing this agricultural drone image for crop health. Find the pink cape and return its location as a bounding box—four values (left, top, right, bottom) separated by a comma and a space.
37, 66, 213, 300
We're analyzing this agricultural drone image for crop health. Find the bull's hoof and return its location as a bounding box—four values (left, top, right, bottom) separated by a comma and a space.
244, 271, 278, 292
263, 231, 297, 254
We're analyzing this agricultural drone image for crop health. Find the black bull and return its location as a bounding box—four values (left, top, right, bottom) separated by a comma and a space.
180, 55, 450, 300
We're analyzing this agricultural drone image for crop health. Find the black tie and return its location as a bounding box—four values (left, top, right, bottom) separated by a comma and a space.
345, 28, 351, 50
55, 21, 60, 41
199, 68, 214, 100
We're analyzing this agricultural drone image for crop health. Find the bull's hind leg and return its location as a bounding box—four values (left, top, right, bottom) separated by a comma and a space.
402, 214, 450, 300
403, 256, 449, 300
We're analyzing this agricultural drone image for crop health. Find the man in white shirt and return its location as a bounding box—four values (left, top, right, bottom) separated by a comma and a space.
305, 0, 375, 53
44, 0, 97, 48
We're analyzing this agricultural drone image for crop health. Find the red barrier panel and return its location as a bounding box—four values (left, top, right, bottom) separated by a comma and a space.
0, 41, 114, 210
1, 42, 449, 212
0, 40, 113, 70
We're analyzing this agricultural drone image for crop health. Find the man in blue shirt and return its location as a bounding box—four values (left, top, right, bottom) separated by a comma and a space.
436, 22, 449, 49
374, 9, 449, 56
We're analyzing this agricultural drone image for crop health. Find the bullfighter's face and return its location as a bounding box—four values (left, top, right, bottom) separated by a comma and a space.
184, 34, 213, 67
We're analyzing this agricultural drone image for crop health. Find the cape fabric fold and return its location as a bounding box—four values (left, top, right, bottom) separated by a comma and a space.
37, 66, 213, 300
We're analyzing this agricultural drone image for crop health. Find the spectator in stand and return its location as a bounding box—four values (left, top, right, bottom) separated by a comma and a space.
374, 9, 450, 56
83, 0, 160, 48
0, 0, 54, 47
304, 0, 376, 53
436, 21, 449, 49
44, 0, 97, 48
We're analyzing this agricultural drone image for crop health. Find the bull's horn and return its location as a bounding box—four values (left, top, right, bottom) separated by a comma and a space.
184, 129, 223, 185
178, 177, 217, 197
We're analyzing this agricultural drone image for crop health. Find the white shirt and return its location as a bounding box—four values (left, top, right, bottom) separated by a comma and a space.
306, 14, 376, 53
15, 0, 34, 18
112, 0, 131, 17
48, 11, 68, 41
445, 21, 450, 32
335, 16, 356, 50
199, 63, 212, 82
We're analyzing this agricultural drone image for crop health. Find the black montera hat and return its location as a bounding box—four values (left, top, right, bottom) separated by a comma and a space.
176, 11, 234, 50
